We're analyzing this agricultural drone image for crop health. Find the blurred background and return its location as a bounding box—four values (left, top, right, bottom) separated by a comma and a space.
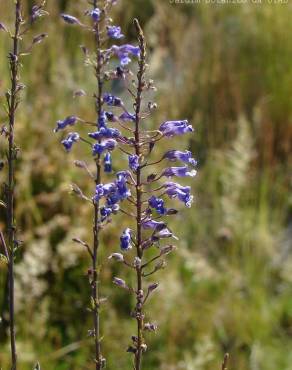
0, 0, 292, 369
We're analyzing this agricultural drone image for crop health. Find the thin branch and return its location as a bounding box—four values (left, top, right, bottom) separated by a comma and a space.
0, 231, 10, 263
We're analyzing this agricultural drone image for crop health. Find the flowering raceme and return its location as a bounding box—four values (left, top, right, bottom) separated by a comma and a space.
107, 19, 197, 370
54, 1, 140, 368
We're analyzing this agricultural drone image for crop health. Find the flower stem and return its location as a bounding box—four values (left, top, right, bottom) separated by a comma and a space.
92, 2, 103, 368
133, 18, 147, 370
6, 1, 22, 369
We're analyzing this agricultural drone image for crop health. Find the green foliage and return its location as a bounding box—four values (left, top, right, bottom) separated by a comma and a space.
0, 1, 291, 369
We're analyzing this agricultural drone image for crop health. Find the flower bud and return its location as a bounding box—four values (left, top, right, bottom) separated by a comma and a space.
147, 282, 159, 293
154, 260, 167, 272
113, 277, 128, 290
160, 245, 176, 256
144, 322, 158, 332
108, 253, 124, 262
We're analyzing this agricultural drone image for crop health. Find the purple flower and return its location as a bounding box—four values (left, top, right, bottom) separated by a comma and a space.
113, 277, 128, 289
103, 182, 117, 196
61, 132, 80, 151
105, 111, 119, 122
30, 5, 47, 23
89, 127, 120, 140
116, 171, 131, 199
164, 182, 193, 207
100, 206, 112, 221
120, 228, 132, 250
103, 93, 122, 107
142, 219, 166, 230
159, 120, 194, 137
98, 110, 107, 128
163, 150, 197, 166
128, 154, 139, 171
106, 193, 120, 207
116, 170, 132, 181
153, 228, 178, 240
92, 139, 117, 155
107, 25, 124, 39
111, 44, 140, 66
61, 14, 81, 25
104, 152, 112, 173
94, 184, 105, 201
148, 196, 167, 215
119, 112, 135, 122
54, 116, 77, 132
87, 8, 101, 22
162, 166, 197, 178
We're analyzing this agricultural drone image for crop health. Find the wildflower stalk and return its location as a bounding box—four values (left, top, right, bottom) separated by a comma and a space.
133, 18, 147, 370
0, 2, 47, 367
92, 1, 103, 367
6, 1, 22, 368
111, 17, 196, 370
58, 3, 144, 366
57, 1, 137, 366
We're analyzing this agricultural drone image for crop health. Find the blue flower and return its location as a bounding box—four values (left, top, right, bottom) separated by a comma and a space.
102, 182, 117, 196
106, 193, 120, 207
61, 132, 80, 151
94, 184, 104, 201
61, 14, 81, 25
92, 139, 117, 155
111, 44, 140, 66
103, 93, 122, 107
120, 228, 132, 250
159, 120, 193, 137
119, 112, 135, 122
100, 206, 112, 221
87, 8, 101, 22
116, 171, 131, 199
153, 228, 177, 240
128, 154, 139, 171
107, 25, 124, 39
98, 110, 107, 128
142, 219, 166, 230
105, 111, 118, 122
30, 5, 47, 23
94, 184, 105, 201
162, 166, 197, 178
148, 196, 167, 215
54, 116, 77, 132
164, 182, 193, 207
89, 127, 120, 140
163, 150, 197, 166
104, 152, 112, 173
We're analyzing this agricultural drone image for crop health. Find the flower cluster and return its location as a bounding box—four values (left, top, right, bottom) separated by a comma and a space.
106, 19, 197, 369
54, 2, 140, 368
93, 171, 131, 221
55, 5, 196, 370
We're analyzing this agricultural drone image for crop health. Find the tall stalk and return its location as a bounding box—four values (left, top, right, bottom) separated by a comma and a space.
133, 19, 147, 370
57, 1, 136, 367
110, 18, 196, 370
6, 2, 22, 368
0, 2, 47, 368
92, 1, 102, 367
